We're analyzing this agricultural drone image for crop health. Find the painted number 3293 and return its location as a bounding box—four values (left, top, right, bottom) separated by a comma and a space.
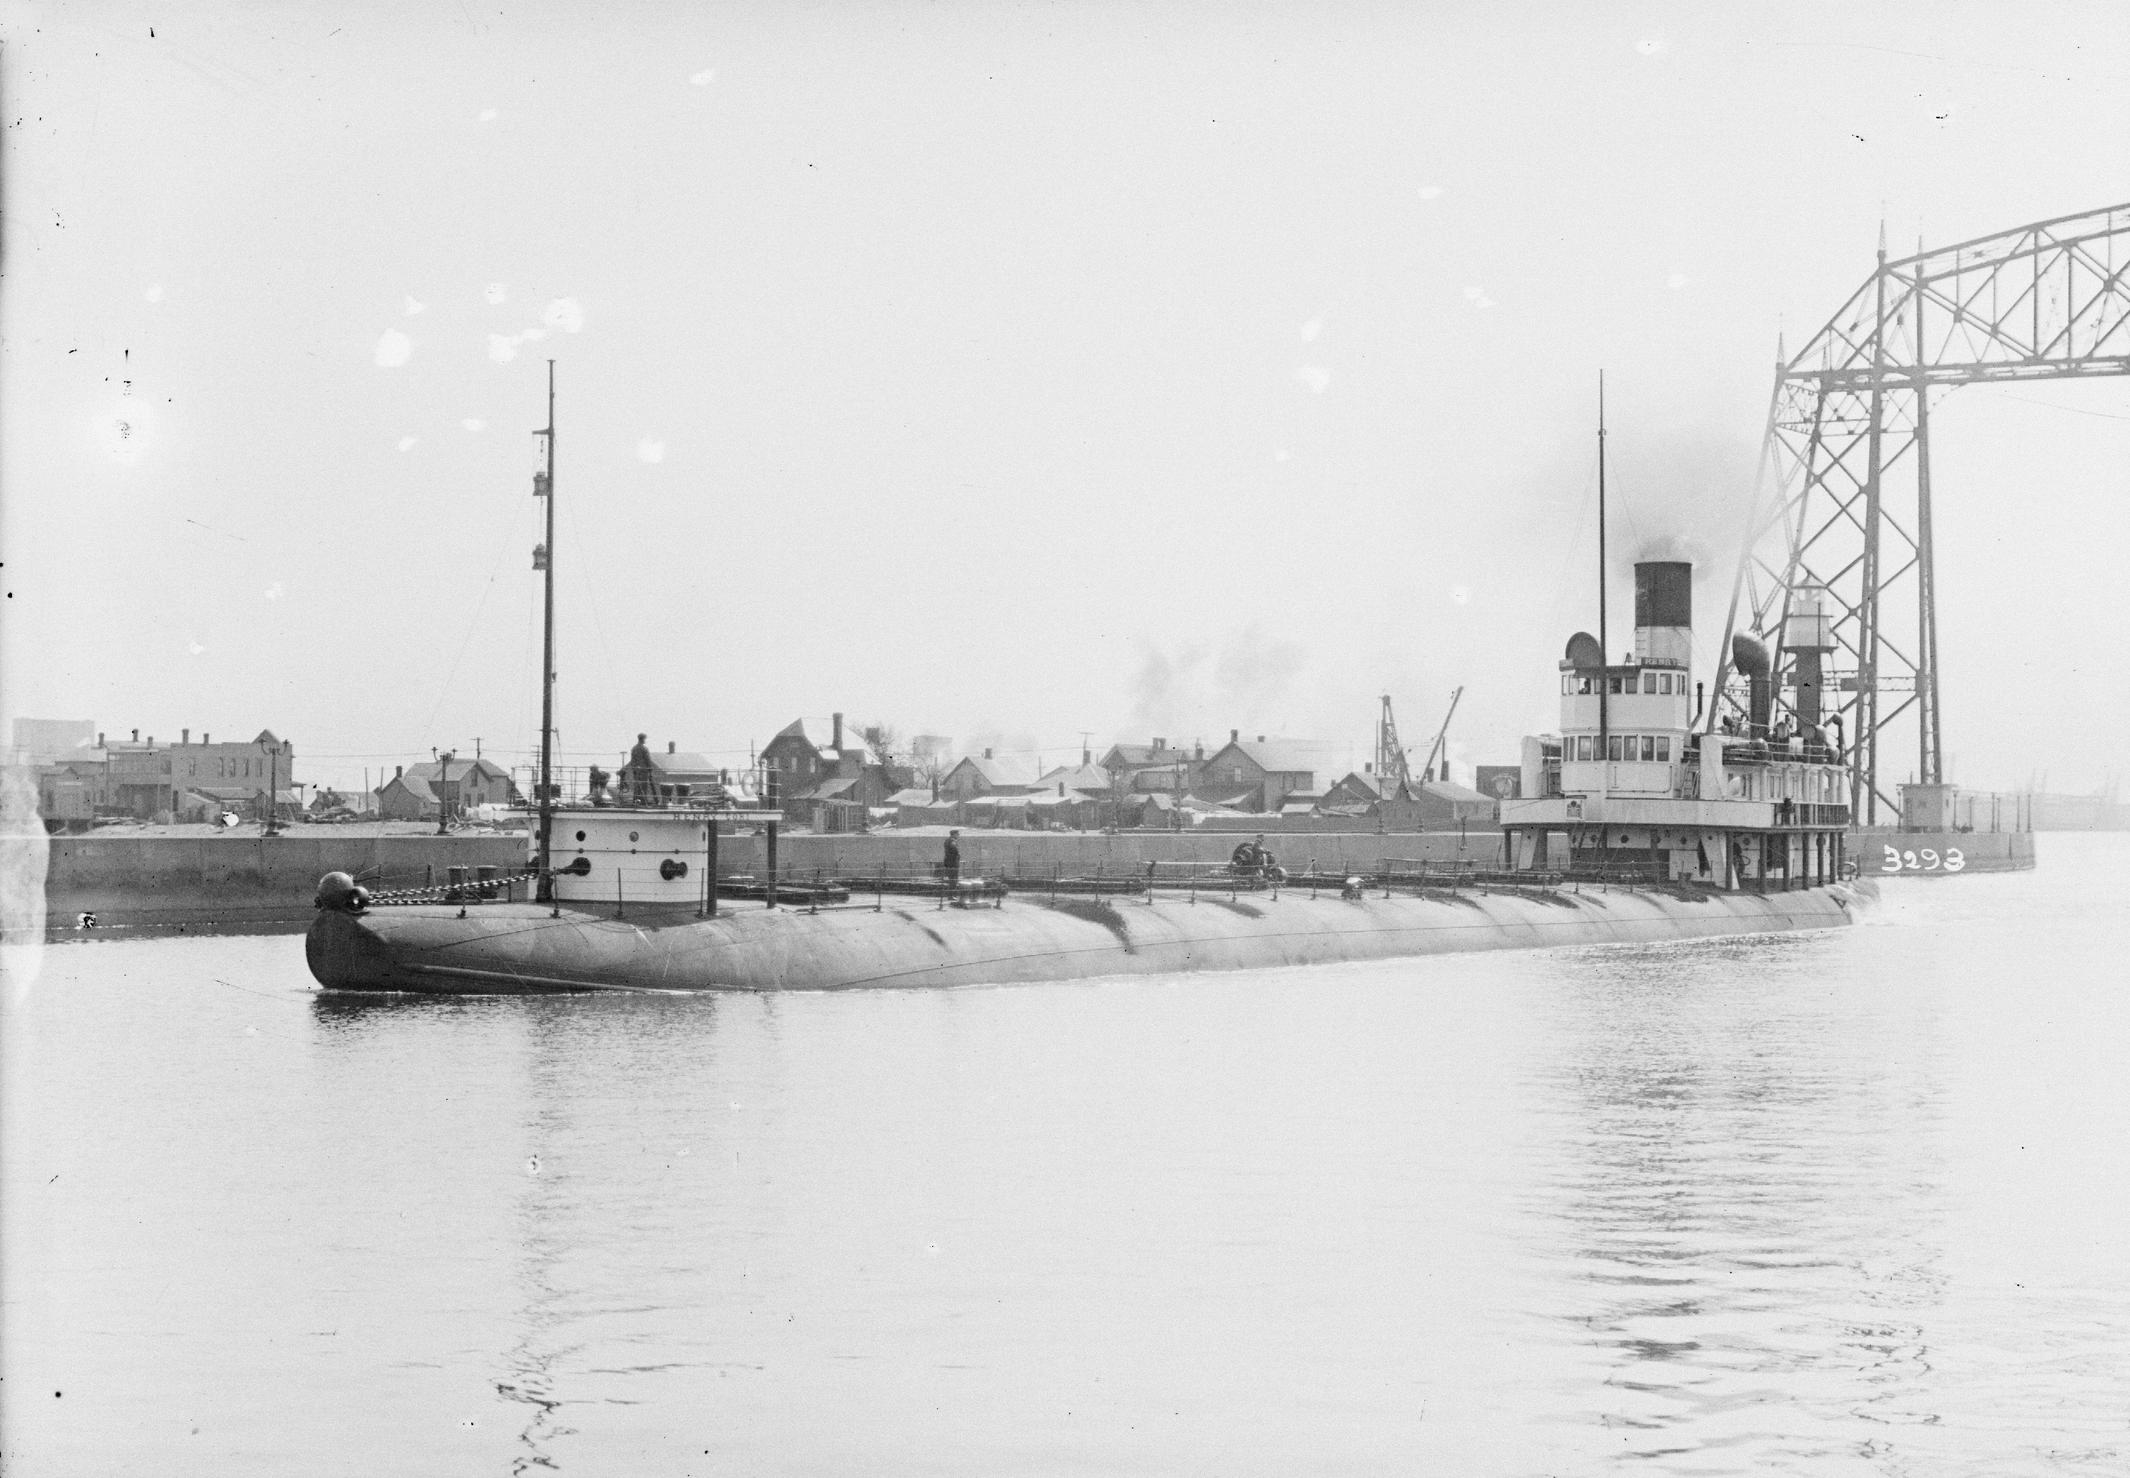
1881, 844, 1965, 874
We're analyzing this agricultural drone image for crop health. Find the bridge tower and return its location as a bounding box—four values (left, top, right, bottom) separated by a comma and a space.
1711, 203, 2130, 824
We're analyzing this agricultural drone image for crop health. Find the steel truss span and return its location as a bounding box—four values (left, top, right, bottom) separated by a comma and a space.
1713, 202, 2130, 824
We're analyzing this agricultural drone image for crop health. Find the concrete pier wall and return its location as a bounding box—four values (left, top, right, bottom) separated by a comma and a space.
43, 833, 530, 932
40, 829, 1508, 935
715, 828, 1506, 881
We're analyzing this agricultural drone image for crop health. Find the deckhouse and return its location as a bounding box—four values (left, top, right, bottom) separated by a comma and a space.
1501, 560, 1852, 890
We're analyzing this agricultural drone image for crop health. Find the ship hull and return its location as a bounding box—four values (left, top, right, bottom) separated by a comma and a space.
307, 881, 1865, 994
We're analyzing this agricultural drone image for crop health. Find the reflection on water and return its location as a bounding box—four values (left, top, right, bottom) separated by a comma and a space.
1528, 932, 1950, 1471
7, 837, 2130, 1476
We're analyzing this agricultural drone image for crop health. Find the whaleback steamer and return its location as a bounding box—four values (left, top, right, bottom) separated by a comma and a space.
304, 375, 1863, 994
306, 583, 1863, 994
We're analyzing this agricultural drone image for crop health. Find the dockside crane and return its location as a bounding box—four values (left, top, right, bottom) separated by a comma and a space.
1375, 695, 1415, 795
1418, 687, 1464, 786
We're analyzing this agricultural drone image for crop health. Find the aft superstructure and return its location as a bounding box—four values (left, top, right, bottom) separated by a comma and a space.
1502, 559, 1852, 890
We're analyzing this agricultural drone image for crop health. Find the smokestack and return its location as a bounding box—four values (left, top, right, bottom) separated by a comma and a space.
132, 729, 140, 742
832, 712, 844, 750
984, 747, 993, 760
1230, 729, 1239, 743
1780, 582, 1835, 728
1731, 633, 1772, 738
1153, 737, 1166, 752
203, 733, 210, 744
1082, 747, 1091, 765
395, 764, 403, 778
182, 728, 190, 745
1633, 561, 1692, 667
668, 740, 675, 753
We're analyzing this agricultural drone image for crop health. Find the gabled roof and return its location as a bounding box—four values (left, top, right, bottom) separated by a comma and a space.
379, 773, 438, 803
1204, 737, 1349, 777
1099, 742, 1191, 770
803, 776, 860, 801
638, 750, 720, 775
1035, 762, 1112, 795
1419, 778, 1490, 804
1332, 770, 1412, 801
404, 757, 512, 785
767, 716, 860, 761
886, 787, 937, 807
945, 753, 1043, 788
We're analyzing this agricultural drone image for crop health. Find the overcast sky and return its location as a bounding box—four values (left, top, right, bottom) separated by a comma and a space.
6, 2, 2127, 797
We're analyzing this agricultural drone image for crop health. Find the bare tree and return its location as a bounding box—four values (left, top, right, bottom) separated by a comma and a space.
860, 721, 901, 767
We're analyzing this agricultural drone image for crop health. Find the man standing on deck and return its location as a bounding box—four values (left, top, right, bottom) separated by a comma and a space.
942, 829, 961, 887
626, 733, 654, 804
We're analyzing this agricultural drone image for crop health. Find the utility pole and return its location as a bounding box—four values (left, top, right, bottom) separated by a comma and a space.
436, 750, 455, 835
263, 739, 282, 838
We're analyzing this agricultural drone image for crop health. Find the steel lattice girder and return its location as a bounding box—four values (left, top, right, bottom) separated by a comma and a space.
1712, 202, 2130, 824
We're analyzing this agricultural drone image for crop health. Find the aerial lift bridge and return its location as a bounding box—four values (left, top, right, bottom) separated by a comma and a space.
1712, 202, 2130, 824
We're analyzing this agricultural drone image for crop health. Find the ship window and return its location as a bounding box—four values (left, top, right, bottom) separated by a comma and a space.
1640, 735, 1656, 761
1656, 736, 1670, 762
1606, 735, 1622, 761
1607, 676, 1623, 694
1642, 672, 1657, 694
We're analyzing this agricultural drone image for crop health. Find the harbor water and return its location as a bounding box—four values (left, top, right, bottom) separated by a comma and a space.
4, 834, 2126, 1476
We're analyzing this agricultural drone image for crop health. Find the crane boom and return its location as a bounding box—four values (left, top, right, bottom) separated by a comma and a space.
1419, 687, 1464, 784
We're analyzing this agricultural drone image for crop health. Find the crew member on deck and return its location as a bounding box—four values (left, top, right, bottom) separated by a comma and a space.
942, 830, 962, 887
626, 733, 654, 803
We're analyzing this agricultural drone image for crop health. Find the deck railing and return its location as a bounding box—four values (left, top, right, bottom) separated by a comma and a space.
361, 851, 1802, 915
